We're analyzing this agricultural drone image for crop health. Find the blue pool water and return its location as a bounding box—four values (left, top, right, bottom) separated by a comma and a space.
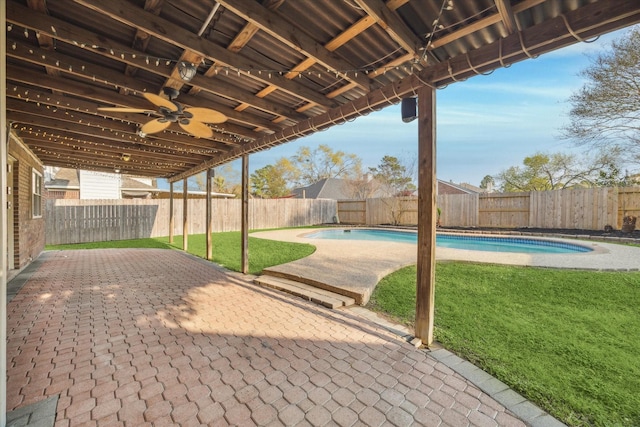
304, 229, 592, 254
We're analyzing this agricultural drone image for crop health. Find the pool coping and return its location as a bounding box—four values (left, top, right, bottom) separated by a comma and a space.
254, 226, 640, 306
303, 228, 601, 254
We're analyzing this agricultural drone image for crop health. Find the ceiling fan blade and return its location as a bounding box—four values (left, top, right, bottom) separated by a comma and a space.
179, 120, 213, 138
141, 118, 171, 135
143, 92, 178, 111
185, 107, 227, 124
97, 107, 151, 113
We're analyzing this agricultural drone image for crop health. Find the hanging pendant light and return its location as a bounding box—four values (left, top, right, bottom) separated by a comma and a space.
178, 61, 197, 82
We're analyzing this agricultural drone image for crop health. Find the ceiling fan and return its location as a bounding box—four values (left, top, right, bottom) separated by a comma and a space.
98, 87, 227, 138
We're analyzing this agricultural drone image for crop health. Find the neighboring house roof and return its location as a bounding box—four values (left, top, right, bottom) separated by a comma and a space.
45, 167, 159, 198
458, 182, 484, 193
291, 177, 394, 200
291, 178, 345, 199
45, 168, 79, 190
292, 178, 483, 199
438, 180, 479, 195
120, 176, 158, 197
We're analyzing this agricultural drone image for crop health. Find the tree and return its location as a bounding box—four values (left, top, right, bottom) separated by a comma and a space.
594, 162, 633, 187
480, 175, 495, 192
368, 155, 415, 196
212, 163, 241, 196
290, 144, 362, 186
495, 151, 622, 192
563, 27, 640, 164
250, 159, 293, 198
191, 171, 207, 191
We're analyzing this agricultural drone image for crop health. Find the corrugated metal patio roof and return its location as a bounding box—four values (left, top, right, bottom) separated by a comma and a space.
5, 0, 640, 179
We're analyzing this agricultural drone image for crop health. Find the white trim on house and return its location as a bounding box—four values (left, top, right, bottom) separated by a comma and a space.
32, 169, 43, 218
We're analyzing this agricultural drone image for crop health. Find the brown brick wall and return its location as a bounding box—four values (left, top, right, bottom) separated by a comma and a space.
9, 137, 45, 269
45, 189, 80, 199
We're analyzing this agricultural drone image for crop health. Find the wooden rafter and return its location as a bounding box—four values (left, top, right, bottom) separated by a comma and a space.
230, 0, 411, 121
354, 0, 422, 59
3, 0, 640, 179
215, 0, 371, 91
71, 0, 338, 109
430, 0, 546, 49
26, 0, 62, 89
494, 0, 518, 34
6, 3, 312, 128
123, 0, 164, 81
227, 0, 285, 53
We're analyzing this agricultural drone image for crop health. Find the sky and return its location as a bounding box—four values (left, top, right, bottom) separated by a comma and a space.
188, 26, 634, 189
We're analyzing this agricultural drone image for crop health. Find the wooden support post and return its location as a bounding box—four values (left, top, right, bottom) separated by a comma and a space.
206, 168, 213, 261
169, 181, 174, 244
183, 178, 188, 251
415, 84, 437, 347
241, 155, 249, 274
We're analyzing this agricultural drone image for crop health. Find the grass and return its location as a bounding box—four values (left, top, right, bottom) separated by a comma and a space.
368, 262, 640, 427
46, 232, 315, 275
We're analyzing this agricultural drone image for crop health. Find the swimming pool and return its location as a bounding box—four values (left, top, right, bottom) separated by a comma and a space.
304, 229, 593, 254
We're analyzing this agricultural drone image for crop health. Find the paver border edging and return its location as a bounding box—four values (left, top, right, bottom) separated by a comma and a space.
428, 349, 567, 427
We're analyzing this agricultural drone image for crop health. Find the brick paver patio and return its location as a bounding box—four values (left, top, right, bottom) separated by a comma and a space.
7, 249, 527, 426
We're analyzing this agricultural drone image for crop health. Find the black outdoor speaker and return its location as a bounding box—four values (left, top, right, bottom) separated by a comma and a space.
401, 97, 417, 123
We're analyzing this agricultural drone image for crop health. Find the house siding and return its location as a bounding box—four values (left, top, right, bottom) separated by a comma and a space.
9, 135, 45, 270
79, 170, 121, 199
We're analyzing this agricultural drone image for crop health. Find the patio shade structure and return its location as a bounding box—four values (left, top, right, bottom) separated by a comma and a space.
2, 0, 640, 421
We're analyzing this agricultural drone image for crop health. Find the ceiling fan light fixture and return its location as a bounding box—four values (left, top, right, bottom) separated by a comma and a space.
178, 61, 197, 82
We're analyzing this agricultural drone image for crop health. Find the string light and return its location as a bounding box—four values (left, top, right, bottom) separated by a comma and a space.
5, 24, 429, 82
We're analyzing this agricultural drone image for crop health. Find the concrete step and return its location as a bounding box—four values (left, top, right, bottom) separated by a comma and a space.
254, 275, 356, 309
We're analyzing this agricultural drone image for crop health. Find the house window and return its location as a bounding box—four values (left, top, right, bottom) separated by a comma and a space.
32, 169, 43, 218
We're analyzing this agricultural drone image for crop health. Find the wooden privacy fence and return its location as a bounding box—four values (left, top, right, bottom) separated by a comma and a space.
46, 198, 337, 245
336, 187, 640, 230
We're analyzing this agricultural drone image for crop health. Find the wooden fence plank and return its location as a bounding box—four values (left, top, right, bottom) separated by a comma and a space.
45, 198, 338, 245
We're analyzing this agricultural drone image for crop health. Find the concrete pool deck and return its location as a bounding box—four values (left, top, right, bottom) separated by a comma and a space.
252, 228, 640, 305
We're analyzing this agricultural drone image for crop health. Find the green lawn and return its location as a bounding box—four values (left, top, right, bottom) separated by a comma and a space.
368, 262, 640, 427
46, 232, 315, 275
